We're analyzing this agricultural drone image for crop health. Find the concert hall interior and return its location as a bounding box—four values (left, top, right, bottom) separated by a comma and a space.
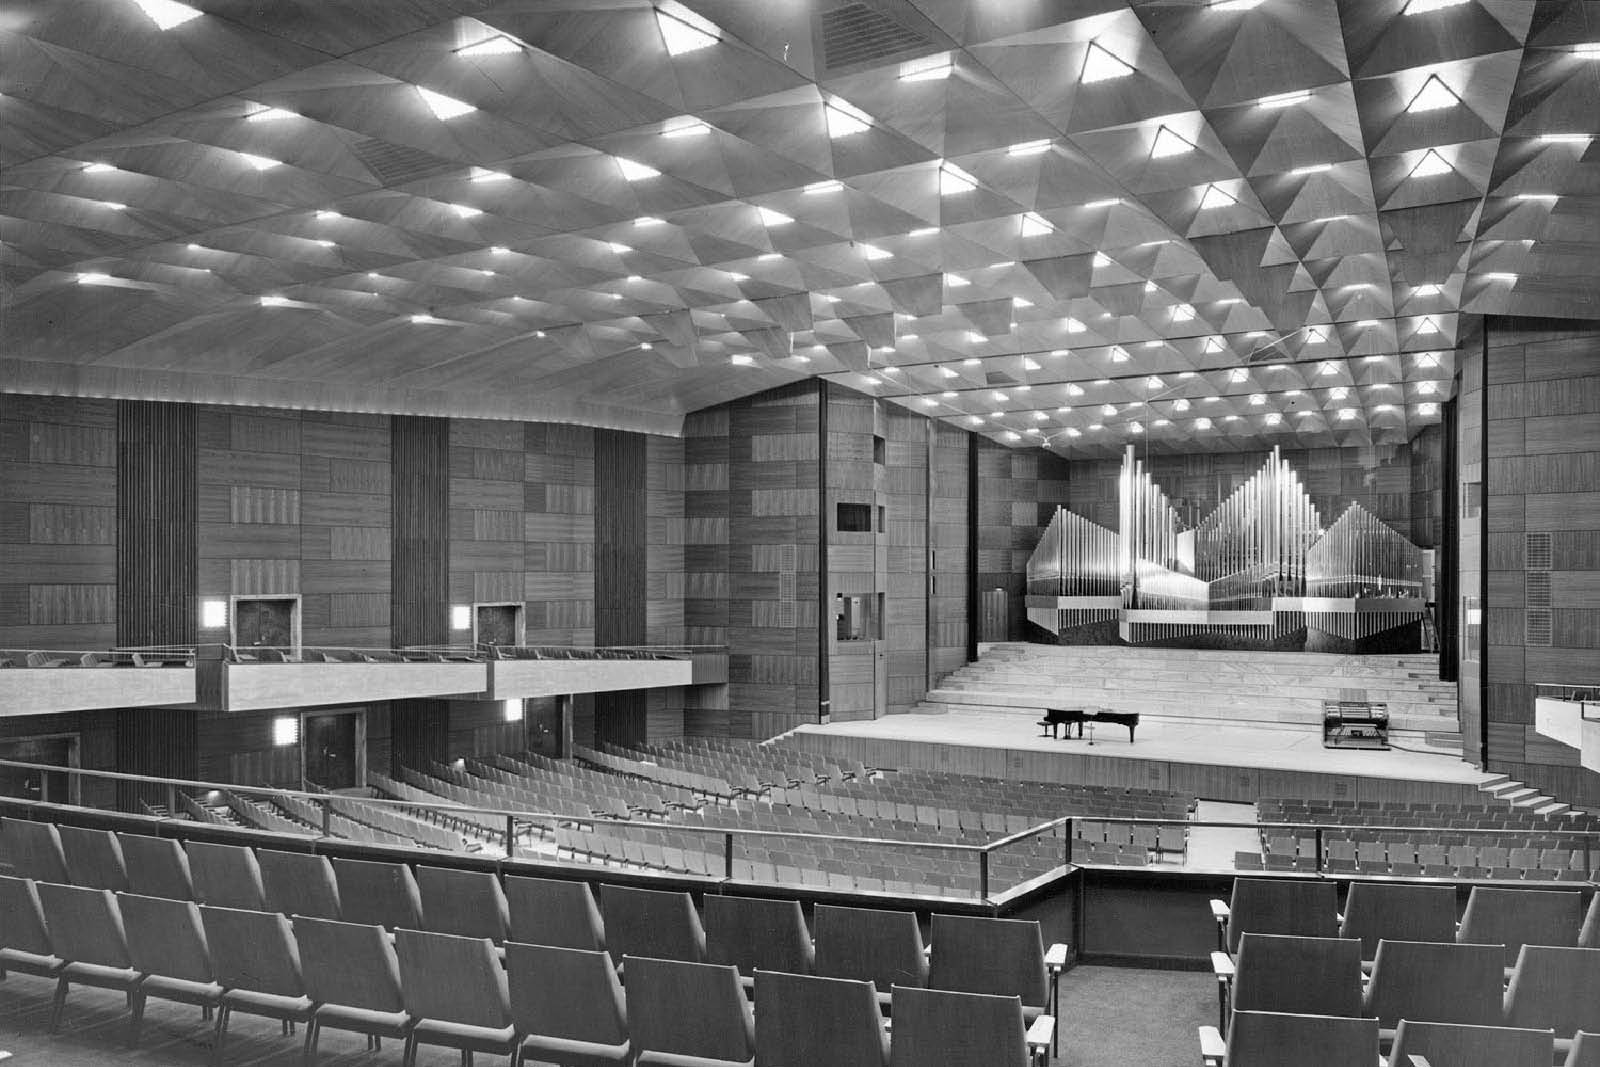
3, 1, 1600, 1065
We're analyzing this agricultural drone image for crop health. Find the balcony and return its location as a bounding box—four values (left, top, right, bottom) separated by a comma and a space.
0, 647, 196, 717
484, 645, 715, 700
198, 646, 488, 712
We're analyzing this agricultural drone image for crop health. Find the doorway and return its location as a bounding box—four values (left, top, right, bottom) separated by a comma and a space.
0, 734, 79, 805
232, 595, 301, 654
302, 710, 365, 791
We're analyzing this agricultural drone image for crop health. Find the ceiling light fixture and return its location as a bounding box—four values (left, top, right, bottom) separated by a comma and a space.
417, 87, 476, 120
1150, 126, 1194, 158
758, 207, 792, 227
450, 204, 482, 218
1203, 336, 1225, 353
1408, 149, 1454, 178
1172, 304, 1195, 322
1065, 318, 1086, 333
1513, 192, 1558, 202
804, 180, 842, 195
261, 295, 290, 306
1195, 417, 1213, 429
662, 116, 710, 137
238, 152, 281, 170
1538, 133, 1592, 144
247, 106, 297, 122
469, 168, 509, 182
616, 158, 660, 181
77, 272, 111, 285
1258, 89, 1311, 109
730, 354, 754, 365
1405, 0, 1469, 13
825, 99, 872, 138
939, 162, 978, 196
1082, 41, 1135, 82
1020, 212, 1054, 236
1198, 183, 1237, 210
1229, 368, 1249, 383
1290, 163, 1332, 176
97, 200, 128, 210
860, 243, 891, 260
1009, 139, 1053, 157
1109, 346, 1128, 362
900, 54, 952, 81
634, 216, 665, 227
132, 0, 201, 29
1083, 198, 1122, 209
608, 242, 632, 253
657, 5, 720, 54
83, 162, 117, 173
908, 226, 938, 237
945, 273, 969, 288
1406, 76, 1458, 113
1416, 317, 1440, 335
456, 34, 524, 56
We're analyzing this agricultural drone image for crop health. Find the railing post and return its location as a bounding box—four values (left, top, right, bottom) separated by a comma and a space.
979, 848, 990, 902
320, 797, 331, 837
504, 815, 516, 856
1066, 817, 1074, 866
166, 783, 177, 819
724, 833, 734, 879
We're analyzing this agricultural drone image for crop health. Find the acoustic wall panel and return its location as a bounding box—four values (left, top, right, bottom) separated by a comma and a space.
117, 399, 195, 648
393, 415, 448, 648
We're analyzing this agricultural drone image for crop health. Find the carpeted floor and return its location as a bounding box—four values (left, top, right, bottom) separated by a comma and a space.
1053, 965, 1214, 1067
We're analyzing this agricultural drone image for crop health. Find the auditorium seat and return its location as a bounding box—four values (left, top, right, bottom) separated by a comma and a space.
187, 841, 266, 911
2, 817, 70, 883
331, 857, 423, 931
1212, 933, 1363, 1033
705, 894, 814, 983
36, 882, 142, 1035
507, 943, 630, 1067
1198, 1010, 1381, 1067
0, 875, 64, 981
395, 928, 517, 1066
888, 986, 1049, 1067
927, 913, 1065, 1047
200, 905, 314, 1063
118, 892, 223, 1046
416, 865, 508, 943
600, 884, 707, 965
56, 825, 129, 891
754, 970, 888, 1067
1457, 886, 1583, 971
1569, 1032, 1600, 1067
295, 916, 414, 1063
1338, 882, 1457, 968
1388, 1019, 1554, 1067
626, 955, 755, 1067
1503, 945, 1600, 1058
507, 875, 605, 951
1363, 940, 1506, 1045
117, 833, 194, 900
1211, 878, 1339, 955
813, 904, 929, 1006
258, 849, 341, 920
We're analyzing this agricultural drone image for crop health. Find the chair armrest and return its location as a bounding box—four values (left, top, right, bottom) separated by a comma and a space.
1198, 1025, 1226, 1065
1405, 1058, 1430, 1067
1044, 942, 1070, 971
1210, 952, 1235, 980
1026, 1014, 1054, 1053
1209, 899, 1230, 923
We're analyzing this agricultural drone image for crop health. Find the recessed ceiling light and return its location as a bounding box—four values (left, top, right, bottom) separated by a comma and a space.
757, 207, 793, 227
945, 273, 969, 288
1145, 376, 1164, 389
726, 271, 748, 281
756, 252, 781, 262
939, 162, 978, 196
1081, 41, 1134, 83
1195, 417, 1213, 429
942, 391, 958, 398
616, 158, 659, 181
133, 0, 201, 29
456, 34, 524, 56
1265, 413, 1282, 425
1250, 393, 1265, 405
900, 55, 952, 81
1210, 0, 1264, 10
820, 294, 840, 303
469, 168, 509, 182
804, 180, 843, 195
82, 162, 116, 173
76, 272, 112, 285
1143, 339, 1163, 348
657, 5, 720, 54
1092, 252, 1111, 268
1405, 0, 1469, 13
860, 244, 890, 260
1329, 386, 1349, 400
451, 204, 482, 218
1083, 198, 1122, 209
314, 239, 335, 247
919, 397, 938, 406
967, 331, 987, 344
417, 87, 476, 120
1418, 402, 1438, 415
1066, 428, 1082, 438
97, 200, 128, 210
1179, 372, 1197, 379
238, 152, 281, 170
1173, 398, 1190, 411
1008, 139, 1053, 157
639, 342, 653, 350
825, 99, 872, 138
247, 106, 298, 122
607, 242, 632, 253
1412, 283, 1442, 297
908, 226, 938, 237
969, 416, 984, 425
1406, 76, 1458, 113
963, 357, 981, 366
730, 354, 754, 365
1409, 149, 1453, 178
1258, 89, 1311, 109
1229, 368, 1249, 383
1064, 318, 1086, 333
1513, 192, 1558, 202
1020, 212, 1054, 237
1416, 317, 1440, 335
1305, 325, 1328, 343
1483, 272, 1517, 282
1355, 319, 1380, 329
316, 210, 341, 220
1150, 126, 1194, 158
1109, 346, 1128, 362
1171, 304, 1195, 322
1012, 296, 1033, 309
1197, 183, 1237, 210
1538, 133, 1592, 144
489, 246, 509, 256
1203, 336, 1225, 353
1290, 163, 1332, 176
1338, 408, 1358, 420
261, 295, 290, 306
940, 367, 959, 379
1573, 43, 1600, 58
662, 116, 710, 138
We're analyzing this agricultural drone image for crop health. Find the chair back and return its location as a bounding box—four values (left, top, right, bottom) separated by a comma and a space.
1365, 939, 1506, 1027
395, 928, 510, 1029
117, 833, 194, 900
2, 817, 69, 883
600, 883, 706, 963
258, 849, 341, 920
625, 955, 754, 1064
120, 892, 214, 983
416, 865, 508, 941
1567, 1031, 1600, 1067
706, 894, 813, 976
887, 986, 1028, 1067
755, 969, 887, 1067
1504, 945, 1600, 1039
505, 943, 627, 1047
1339, 882, 1456, 958
1583, 895, 1598, 950
37, 882, 131, 967
293, 916, 404, 1012
1224, 1010, 1379, 1067
201, 905, 304, 997
187, 841, 266, 910
1233, 933, 1364, 1018
1226, 878, 1338, 954
330, 857, 422, 930
928, 914, 1047, 1008
1459, 886, 1583, 967
814, 904, 928, 991
506, 876, 604, 950
57, 825, 128, 891
1390, 1019, 1555, 1067
0, 874, 54, 956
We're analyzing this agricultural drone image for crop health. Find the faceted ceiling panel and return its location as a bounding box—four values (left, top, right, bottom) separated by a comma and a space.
1, 0, 1597, 453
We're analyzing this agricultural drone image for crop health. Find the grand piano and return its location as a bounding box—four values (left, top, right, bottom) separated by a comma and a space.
1037, 706, 1140, 743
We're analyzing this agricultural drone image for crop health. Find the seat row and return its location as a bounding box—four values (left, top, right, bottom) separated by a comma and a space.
1203, 1010, 1598, 1067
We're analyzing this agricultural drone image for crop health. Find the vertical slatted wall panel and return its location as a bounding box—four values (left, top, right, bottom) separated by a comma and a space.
115, 707, 198, 812
593, 429, 647, 746
391, 415, 448, 647
116, 399, 197, 647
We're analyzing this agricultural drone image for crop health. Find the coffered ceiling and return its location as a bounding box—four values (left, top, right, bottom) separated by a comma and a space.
2, 0, 1597, 452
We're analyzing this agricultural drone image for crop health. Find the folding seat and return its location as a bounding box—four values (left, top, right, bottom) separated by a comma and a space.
928, 913, 1066, 1049
36, 882, 142, 1035
1, 817, 69, 883
117, 833, 194, 900
755, 970, 886, 1067
258, 849, 341, 920
395, 928, 517, 1066
1585, 895, 1599, 949
1388, 1020, 1554, 1067
813, 904, 928, 1007
1211, 878, 1339, 956
1363, 940, 1506, 1046
626, 955, 755, 1067
888, 986, 1050, 1067
508, 943, 629, 1066
1198, 1010, 1380, 1067
118, 893, 223, 1046
200, 905, 314, 1063
294, 916, 414, 1063
57, 825, 129, 891
0, 875, 63, 981
1458, 886, 1583, 971
600, 883, 706, 966
1503, 945, 1600, 1060
1338, 882, 1456, 968
188, 841, 266, 911
416, 865, 508, 942
705, 894, 814, 984
330, 857, 423, 931
1212, 933, 1363, 1034
1568, 1032, 1600, 1067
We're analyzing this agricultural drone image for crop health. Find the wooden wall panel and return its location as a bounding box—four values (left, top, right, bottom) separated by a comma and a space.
392, 416, 448, 647
115, 708, 197, 813
117, 399, 195, 648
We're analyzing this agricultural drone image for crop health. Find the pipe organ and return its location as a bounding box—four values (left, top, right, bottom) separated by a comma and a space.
1024, 446, 1430, 651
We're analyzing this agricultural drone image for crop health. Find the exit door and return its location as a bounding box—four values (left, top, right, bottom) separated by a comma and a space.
303, 712, 363, 790
981, 588, 1008, 642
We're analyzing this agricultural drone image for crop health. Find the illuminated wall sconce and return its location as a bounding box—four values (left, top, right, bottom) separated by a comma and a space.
200, 599, 227, 628
502, 699, 524, 723
450, 605, 471, 631
272, 716, 299, 746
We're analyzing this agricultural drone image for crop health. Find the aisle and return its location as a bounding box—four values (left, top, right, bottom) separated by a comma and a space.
1183, 799, 1260, 869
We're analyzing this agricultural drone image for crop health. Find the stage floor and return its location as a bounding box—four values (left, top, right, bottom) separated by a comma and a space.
792, 709, 1490, 786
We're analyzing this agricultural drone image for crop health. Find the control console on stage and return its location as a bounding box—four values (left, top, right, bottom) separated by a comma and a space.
1322, 700, 1389, 750
1038, 706, 1140, 743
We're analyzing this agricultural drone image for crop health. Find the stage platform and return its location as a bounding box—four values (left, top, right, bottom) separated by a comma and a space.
787, 709, 1493, 807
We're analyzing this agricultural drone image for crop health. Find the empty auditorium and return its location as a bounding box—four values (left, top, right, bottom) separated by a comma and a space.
2, 1, 1598, 1064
